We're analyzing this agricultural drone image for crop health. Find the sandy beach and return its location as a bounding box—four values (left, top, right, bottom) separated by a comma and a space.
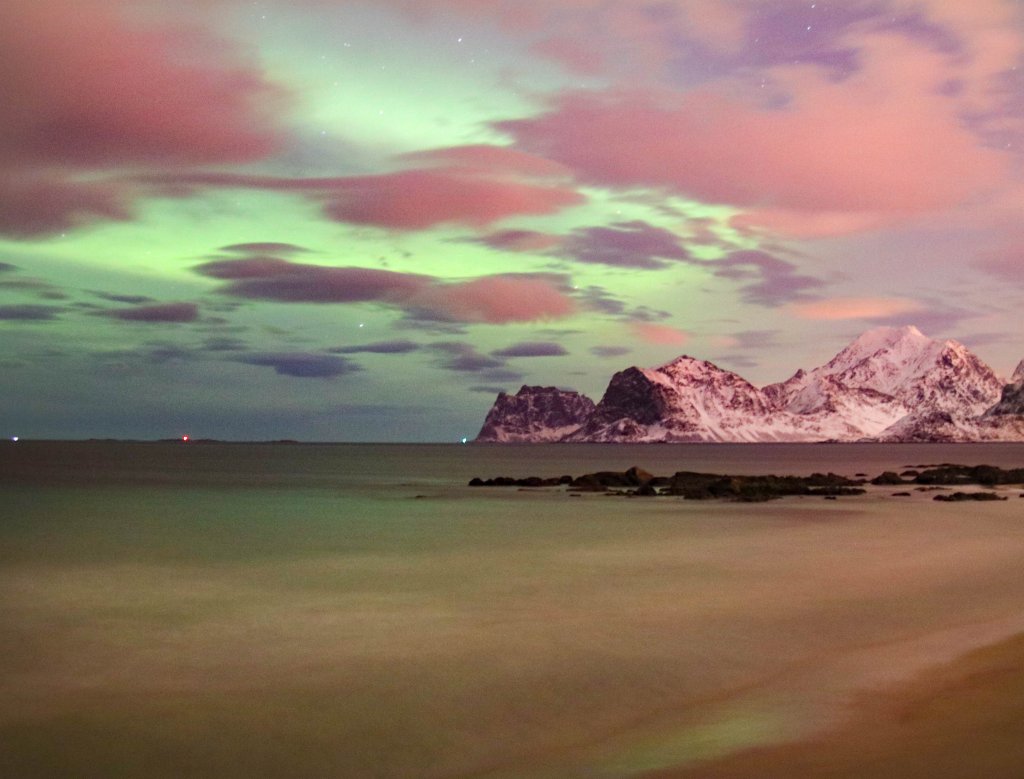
656, 630, 1024, 778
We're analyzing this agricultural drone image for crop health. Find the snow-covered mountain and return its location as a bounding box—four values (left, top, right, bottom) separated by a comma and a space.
475, 326, 1022, 443
763, 325, 1003, 438
563, 357, 844, 442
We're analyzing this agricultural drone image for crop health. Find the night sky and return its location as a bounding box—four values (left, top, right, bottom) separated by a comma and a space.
3, 0, 1023, 441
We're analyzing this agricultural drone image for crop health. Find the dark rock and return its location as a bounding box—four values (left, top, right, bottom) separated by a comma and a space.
914, 464, 1024, 486
871, 471, 906, 485
569, 469, 656, 490
807, 487, 867, 496
807, 472, 866, 487
625, 465, 655, 485
571, 367, 671, 439
891, 492, 912, 497
665, 471, 863, 502
475, 385, 596, 442
568, 474, 606, 492
470, 463, 1024, 503
469, 475, 563, 488
984, 377, 1024, 416
933, 491, 1008, 502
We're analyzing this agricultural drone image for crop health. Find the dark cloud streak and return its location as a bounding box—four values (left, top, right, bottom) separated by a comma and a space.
240, 352, 361, 378
0, 304, 63, 320
491, 341, 568, 358
194, 258, 575, 324
101, 302, 200, 323
707, 251, 825, 307
331, 340, 420, 354
561, 220, 690, 269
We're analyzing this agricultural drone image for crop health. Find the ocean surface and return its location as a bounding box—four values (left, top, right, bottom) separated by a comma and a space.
4, 441, 1024, 777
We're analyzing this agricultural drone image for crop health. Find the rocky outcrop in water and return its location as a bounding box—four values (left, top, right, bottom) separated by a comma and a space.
468, 463, 1024, 502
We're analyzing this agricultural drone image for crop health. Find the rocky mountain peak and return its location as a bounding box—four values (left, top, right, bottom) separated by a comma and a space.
651, 354, 753, 387
1012, 359, 1024, 384
475, 385, 595, 442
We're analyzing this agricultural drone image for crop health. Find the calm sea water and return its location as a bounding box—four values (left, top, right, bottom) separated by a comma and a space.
4, 441, 1024, 777
6, 440, 1024, 488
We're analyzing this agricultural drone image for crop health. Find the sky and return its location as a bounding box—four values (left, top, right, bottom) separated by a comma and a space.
2, 0, 1024, 441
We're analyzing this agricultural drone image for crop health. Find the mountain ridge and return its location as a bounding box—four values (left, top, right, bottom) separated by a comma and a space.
475, 326, 1024, 443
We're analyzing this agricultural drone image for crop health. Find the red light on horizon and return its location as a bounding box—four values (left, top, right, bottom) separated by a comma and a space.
182, 435, 190, 442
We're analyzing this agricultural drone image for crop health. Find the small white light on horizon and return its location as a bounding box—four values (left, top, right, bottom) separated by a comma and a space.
461, 437, 468, 444
11, 436, 19, 442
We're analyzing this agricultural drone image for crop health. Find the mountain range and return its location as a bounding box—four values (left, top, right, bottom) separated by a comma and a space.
475, 326, 1024, 443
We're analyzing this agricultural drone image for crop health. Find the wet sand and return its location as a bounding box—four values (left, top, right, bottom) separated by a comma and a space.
656, 631, 1024, 778
3, 460, 1024, 777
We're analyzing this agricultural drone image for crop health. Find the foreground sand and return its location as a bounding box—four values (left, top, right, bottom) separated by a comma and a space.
656, 632, 1024, 778
3, 482, 1024, 777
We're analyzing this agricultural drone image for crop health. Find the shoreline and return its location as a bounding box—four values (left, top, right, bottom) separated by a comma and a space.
649, 625, 1024, 778
510, 609, 1024, 779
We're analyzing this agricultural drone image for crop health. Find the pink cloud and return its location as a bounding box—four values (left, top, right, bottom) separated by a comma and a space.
397, 144, 572, 179
409, 276, 576, 324
530, 36, 605, 75
141, 156, 584, 232
728, 209, 901, 240
975, 230, 1024, 281
904, 0, 1022, 104
322, 169, 583, 230
503, 85, 996, 213
0, 0, 288, 237
499, 37, 1007, 235
0, 176, 130, 238
679, 0, 748, 52
630, 323, 690, 346
0, 0, 285, 169
790, 297, 924, 321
